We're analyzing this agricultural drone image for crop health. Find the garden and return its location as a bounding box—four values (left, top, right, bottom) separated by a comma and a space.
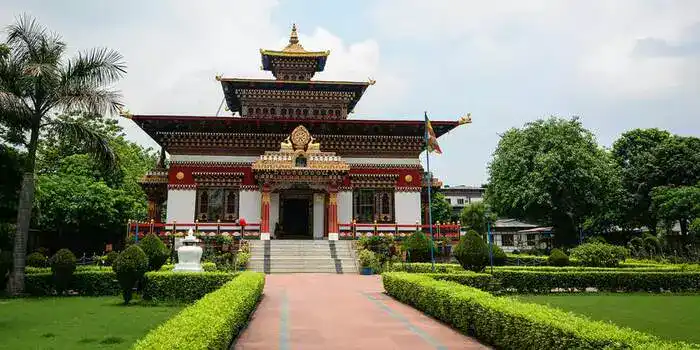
0, 232, 264, 349
355, 230, 700, 349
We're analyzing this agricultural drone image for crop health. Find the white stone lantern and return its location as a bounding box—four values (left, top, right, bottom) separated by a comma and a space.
173, 229, 203, 272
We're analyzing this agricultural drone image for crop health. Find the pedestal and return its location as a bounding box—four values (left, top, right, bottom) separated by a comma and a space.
260, 232, 271, 240
328, 232, 339, 241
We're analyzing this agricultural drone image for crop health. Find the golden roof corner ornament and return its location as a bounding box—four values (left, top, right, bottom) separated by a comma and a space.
458, 113, 472, 125
118, 107, 132, 119
215, 74, 222, 81
368, 77, 376, 85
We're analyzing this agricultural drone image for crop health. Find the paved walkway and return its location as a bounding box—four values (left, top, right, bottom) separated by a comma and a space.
233, 274, 486, 350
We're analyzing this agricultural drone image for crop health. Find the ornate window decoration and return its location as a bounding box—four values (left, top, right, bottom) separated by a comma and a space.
295, 155, 307, 167
352, 189, 394, 223
196, 188, 239, 222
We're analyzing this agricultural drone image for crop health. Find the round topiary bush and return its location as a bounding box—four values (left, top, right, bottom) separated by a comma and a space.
401, 231, 437, 263
453, 230, 489, 272
50, 248, 77, 294
113, 245, 148, 304
26, 252, 48, 267
548, 248, 569, 267
570, 242, 629, 267
139, 233, 169, 271
491, 244, 507, 266
102, 251, 119, 266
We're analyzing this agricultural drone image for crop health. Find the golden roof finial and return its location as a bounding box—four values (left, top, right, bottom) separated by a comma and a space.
458, 113, 472, 125
368, 77, 376, 85
289, 23, 299, 45
118, 106, 132, 119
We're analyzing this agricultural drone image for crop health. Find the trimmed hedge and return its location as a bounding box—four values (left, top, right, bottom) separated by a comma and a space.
134, 271, 265, 350
423, 272, 495, 291
389, 262, 464, 273
492, 270, 700, 293
382, 272, 697, 349
26, 265, 113, 274
495, 265, 700, 272
142, 271, 237, 302
25, 270, 119, 296
160, 262, 217, 272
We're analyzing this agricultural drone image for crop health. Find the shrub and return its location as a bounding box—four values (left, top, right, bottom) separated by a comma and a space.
235, 252, 250, 271
143, 271, 237, 302
358, 235, 397, 265
402, 231, 437, 263
139, 233, 169, 271
382, 272, 696, 349
25, 270, 120, 296
134, 272, 265, 350
358, 249, 378, 270
491, 244, 507, 266
424, 272, 496, 291
0, 250, 12, 291
548, 248, 569, 267
26, 252, 48, 267
453, 230, 489, 272
113, 245, 148, 304
570, 242, 629, 267
102, 251, 119, 266
50, 248, 76, 294
491, 270, 700, 293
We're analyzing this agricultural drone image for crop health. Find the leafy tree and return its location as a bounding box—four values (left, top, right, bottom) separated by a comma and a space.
460, 202, 496, 234
139, 233, 168, 271
402, 231, 437, 262
651, 185, 700, 236
114, 245, 148, 304
429, 192, 452, 225
453, 230, 489, 272
1, 16, 126, 294
486, 117, 620, 246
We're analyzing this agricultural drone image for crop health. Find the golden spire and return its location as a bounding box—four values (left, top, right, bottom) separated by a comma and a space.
283, 23, 306, 52
289, 23, 299, 45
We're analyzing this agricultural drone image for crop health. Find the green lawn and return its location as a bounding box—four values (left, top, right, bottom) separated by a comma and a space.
0, 297, 183, 349
517, 293, 700, 344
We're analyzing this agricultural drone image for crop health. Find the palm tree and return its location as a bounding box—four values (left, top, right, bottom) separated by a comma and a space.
0, 15, 125, 294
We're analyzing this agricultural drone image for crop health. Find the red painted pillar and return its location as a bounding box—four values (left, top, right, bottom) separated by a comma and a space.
327, 188, 339, 240
260, 184, 271, 240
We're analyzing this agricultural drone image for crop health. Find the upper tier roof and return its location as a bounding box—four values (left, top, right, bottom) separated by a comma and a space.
260, 24, 329, 72
218, 78, 371, 114
131, 115, 459, 145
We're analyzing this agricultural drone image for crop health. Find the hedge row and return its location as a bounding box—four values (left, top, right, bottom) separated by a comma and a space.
492, 270, 700, 293
422, 272, 495, 291
25, 262, 218, 275
134, 271, 265, 350
382, 272, 696, 349
142, 271, 237, 302
160, 262, 217, 272
25, 271, 119, 296
495, 265, 700, 273
389, 263, 463, 273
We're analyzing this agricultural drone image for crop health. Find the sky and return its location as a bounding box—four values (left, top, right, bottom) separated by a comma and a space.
2, 0, 699, 186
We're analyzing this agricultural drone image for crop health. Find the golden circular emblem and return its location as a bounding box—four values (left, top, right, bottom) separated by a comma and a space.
290, 125, 311, 149
404, 174, 413, 183
176, 171, 185, 180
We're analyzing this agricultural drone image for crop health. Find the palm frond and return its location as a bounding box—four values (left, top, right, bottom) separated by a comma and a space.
49, 118, 118, 170
54, 86, 123, 116
62, 47, 126, 88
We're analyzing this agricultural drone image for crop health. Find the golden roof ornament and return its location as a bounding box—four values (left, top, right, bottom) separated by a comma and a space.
282, 23, 306, 53
458, 113, 472, 125
118, 107, 132, 119
368, 77, 376, 85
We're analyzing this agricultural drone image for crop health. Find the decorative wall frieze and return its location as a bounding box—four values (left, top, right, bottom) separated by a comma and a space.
168, 184, 197, 190
240, 185, 260, 191
395, 186, 422, 192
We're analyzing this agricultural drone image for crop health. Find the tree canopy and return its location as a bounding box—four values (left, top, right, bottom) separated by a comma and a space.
429, 192, 452, 225
460, 201, 496, 234
486, 117, 620, 246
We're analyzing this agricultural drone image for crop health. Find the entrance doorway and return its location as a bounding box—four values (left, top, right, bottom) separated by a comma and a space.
278, 191, 313, 239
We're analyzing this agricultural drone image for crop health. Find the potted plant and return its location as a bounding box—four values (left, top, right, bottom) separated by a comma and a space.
358, 249, 377, 275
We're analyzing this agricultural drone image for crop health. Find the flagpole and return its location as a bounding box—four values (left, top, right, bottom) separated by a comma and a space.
424, 111, 435, 272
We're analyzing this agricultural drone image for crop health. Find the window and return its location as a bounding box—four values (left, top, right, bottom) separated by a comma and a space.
353, 189, 394, 223
502, 234, 514, 246
527, 234, 536, 245
196, 188, 238, 222
295, 155, 307, 167
457, 198, 465, 205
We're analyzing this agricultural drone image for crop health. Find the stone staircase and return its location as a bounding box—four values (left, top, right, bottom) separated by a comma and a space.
248, 240, 358, 274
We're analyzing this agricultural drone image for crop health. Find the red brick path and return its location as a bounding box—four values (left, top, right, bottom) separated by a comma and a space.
233, 274, 487, 350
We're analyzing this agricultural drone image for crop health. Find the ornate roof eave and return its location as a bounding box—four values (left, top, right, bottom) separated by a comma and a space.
260, 49, 330, 57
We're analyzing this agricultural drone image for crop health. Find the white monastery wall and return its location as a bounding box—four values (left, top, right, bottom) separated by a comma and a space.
394, 191, 422, 225
337, 191, 353, 224
166, 189, 196, 224
239, 190, 261, 224
313, 193, 325, 239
